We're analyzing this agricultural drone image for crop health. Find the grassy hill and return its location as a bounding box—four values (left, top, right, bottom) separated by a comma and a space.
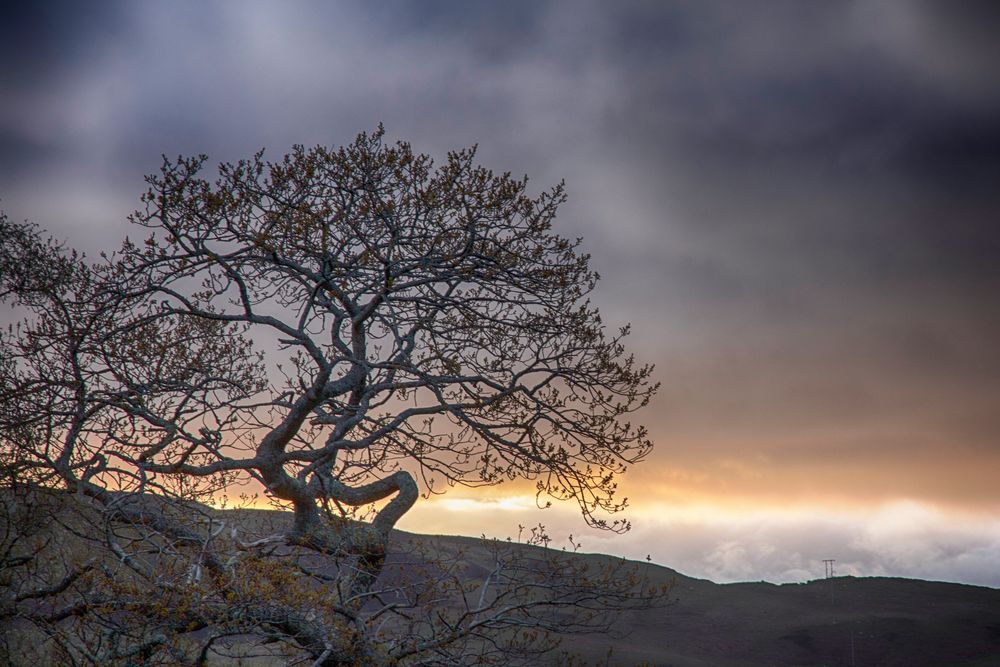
401, 532, 1000, 666
4, 491, 999, 666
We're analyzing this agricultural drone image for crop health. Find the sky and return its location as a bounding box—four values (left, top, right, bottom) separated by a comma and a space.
2, 1, 999, 586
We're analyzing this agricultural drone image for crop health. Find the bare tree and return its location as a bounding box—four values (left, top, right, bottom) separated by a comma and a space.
0, 128, 665, 665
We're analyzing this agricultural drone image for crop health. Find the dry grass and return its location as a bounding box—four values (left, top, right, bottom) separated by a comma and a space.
3, 488, 999, 666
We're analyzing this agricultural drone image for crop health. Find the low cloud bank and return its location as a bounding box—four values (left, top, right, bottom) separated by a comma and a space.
402, 497, 1000, 588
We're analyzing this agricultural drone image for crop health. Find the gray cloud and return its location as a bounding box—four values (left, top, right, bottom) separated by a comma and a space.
2, 0, 999, 579
405, 498, 1000, 588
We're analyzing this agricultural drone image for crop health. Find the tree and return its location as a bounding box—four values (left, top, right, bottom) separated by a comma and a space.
0, 128, 664, 665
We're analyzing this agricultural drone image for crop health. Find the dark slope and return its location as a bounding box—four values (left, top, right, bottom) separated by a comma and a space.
419, 533, 1000, 667
4, 494, 998, 666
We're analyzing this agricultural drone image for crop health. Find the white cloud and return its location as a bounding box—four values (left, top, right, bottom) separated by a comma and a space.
402, 497, 1000, 588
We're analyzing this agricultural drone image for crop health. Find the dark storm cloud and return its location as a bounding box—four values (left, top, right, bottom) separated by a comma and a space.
2, 1, 1000, 511
0, 1, 128, 85
595, 1, 1000, 279
357, 0, 546, 63
549, 3, 1000, 487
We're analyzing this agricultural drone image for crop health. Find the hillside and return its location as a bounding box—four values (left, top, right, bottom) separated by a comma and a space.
405, 532, 1000, 667
3, 493, 999, 666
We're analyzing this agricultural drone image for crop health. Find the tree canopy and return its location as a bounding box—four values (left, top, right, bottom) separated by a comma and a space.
0, 128, 662, 665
